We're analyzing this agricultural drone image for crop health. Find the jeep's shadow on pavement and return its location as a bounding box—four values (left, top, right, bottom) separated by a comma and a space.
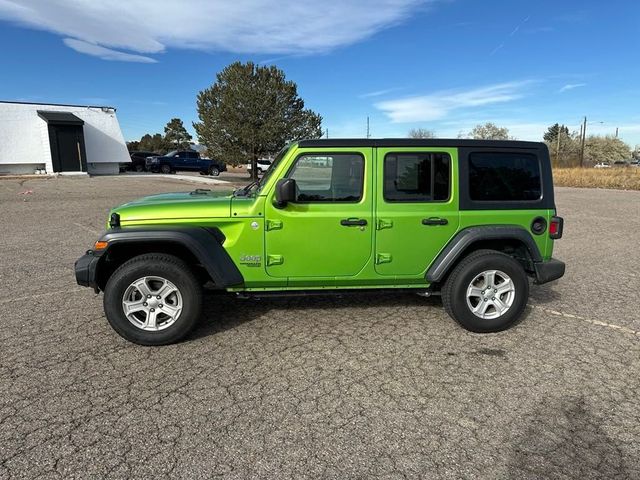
189, 291, 444, 342
528, 282, 563, 305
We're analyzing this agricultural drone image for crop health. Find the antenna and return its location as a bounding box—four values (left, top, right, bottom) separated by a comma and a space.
366, 116, 370, 138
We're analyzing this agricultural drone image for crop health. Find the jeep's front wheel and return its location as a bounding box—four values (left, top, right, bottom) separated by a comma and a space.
442, 249, 529, 333
103, 254, 202, 345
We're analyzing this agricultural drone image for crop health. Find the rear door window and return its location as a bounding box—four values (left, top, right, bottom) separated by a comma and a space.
383, 152, 450, 202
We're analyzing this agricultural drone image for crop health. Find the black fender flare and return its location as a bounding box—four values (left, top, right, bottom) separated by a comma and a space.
96, 226, 244, 288
425, 226, 542, 283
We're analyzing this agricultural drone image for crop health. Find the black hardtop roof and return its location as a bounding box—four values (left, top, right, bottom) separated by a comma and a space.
297, 138, 545, 149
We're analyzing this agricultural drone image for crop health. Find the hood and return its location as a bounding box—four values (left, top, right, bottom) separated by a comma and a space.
111, 190, 233, 225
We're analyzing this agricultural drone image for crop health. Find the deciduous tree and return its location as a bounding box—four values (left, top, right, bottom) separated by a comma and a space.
407, 128, 436, 139
583, 135, 632, 165
460, 123, 512, 140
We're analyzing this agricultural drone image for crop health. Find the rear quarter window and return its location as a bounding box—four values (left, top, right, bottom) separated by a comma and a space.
469, 152, 541, 201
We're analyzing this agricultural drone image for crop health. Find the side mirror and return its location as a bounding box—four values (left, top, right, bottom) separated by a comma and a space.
275, 178, 297, 208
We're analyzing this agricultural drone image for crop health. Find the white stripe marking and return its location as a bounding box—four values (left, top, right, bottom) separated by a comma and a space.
529, 304, 640, 337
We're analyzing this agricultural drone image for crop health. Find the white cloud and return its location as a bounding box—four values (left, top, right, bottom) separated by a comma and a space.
558, 83, 587, 93
63, 39, 157, 63
0, 0, 429, 61
359, 88, 402, 99
375, 81, 532, 123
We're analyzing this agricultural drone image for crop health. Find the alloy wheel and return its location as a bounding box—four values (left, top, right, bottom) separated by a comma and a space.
121, 276, 183, 331
465, 270, 515, 320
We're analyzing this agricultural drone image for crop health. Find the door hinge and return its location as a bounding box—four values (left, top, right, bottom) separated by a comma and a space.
267, 254, 284, 266
376, 219, 393, 230
265, 220, 283, 231
376, 253, 392, 264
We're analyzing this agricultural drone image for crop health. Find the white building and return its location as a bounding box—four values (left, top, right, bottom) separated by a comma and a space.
0, 101, 129, 175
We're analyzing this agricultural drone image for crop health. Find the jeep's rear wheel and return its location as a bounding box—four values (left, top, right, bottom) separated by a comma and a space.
104, 254, 202, 345
209, 166, 220, 176
442, 249, 529, 333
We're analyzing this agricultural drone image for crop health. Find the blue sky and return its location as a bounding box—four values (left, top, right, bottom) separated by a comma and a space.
1, 0, 639, 145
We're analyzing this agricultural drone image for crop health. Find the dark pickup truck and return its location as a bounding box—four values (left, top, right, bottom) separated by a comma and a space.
145, 150, 227, 176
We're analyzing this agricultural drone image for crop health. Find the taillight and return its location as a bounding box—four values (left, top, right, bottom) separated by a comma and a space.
549, 216, 563, 239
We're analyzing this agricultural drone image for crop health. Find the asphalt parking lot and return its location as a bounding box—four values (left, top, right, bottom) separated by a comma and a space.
1, 175, 639, 479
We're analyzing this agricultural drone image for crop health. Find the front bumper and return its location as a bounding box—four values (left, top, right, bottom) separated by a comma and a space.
75, 251, 101, 292
533, 258, 565, 284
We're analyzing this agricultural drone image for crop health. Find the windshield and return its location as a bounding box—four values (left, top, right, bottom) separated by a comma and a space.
234, 144, 292, 197
255, 144, 291, 194
165, 150, 178, 157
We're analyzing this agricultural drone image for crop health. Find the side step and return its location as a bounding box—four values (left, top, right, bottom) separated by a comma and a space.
235, 288, 438, 300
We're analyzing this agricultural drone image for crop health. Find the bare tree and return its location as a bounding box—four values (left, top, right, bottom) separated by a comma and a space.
583, 135, 632, 165
408, 128, 436, 139
460, 122, 513, 140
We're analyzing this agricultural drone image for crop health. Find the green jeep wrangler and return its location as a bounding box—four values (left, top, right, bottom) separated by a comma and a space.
75, 139, 565, 345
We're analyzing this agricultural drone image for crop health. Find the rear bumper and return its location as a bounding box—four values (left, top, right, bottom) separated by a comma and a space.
75, 251, 101, 292
533, 258, 565, 284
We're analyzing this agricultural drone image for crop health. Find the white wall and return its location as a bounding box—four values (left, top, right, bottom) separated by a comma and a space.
0, 102, 129, 175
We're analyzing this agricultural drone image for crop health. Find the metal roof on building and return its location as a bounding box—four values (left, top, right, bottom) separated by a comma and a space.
37, 110, 85, 125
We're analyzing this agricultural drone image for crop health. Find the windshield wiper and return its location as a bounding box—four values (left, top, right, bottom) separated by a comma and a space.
234, 178, 260, 197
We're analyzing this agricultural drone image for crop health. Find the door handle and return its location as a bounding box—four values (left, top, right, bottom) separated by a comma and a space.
340, 218, 367, 227
422, 217, 448, 226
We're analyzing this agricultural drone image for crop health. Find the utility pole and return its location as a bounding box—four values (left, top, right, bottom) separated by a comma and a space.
556, 127, 561, 166
615, 127, 619, 138
366, 116, 371, 139
579, 116, 587, 168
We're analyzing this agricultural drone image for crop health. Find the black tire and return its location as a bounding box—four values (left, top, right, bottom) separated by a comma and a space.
103, 254, 202, 345
209, 166, 220, 176
135, 164, 144, 172
160, 164, 172, 174
441, 249, 529, 333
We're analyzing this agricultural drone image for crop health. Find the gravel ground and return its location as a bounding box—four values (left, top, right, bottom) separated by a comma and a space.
0, 176, 639, 479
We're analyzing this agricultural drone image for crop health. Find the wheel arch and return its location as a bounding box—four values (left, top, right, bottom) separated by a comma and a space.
94, 227, 244, 291
426, 226, 542, 284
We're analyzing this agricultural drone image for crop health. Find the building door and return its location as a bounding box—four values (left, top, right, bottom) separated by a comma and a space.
50, 125, 86, 172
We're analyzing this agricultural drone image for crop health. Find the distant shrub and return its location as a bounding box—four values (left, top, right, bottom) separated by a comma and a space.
553, 168, 640, 190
